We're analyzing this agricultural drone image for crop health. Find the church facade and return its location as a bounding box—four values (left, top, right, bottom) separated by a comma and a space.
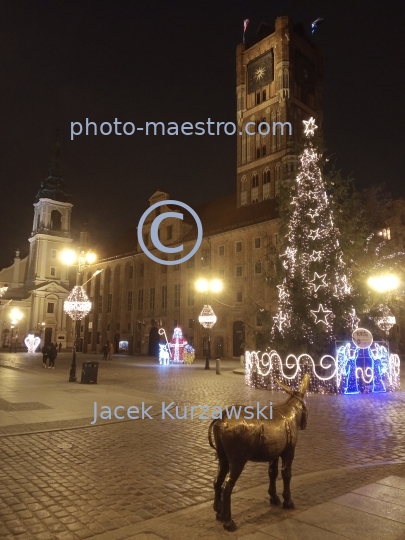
0, 142, 74, 350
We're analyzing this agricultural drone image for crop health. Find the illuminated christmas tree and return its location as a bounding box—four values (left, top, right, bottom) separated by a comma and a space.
272, 118, 354, 355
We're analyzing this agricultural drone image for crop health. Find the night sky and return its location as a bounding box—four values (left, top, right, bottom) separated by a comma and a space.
1, 0, 404, 269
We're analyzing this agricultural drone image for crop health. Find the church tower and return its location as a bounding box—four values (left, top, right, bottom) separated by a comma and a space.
26, 139, 74, 346
236, 16, 323, 207
27, 138, 73, 287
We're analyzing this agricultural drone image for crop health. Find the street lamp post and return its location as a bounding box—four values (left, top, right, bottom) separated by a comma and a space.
367, 274, 400, 337
196, 279, 223, 370
61, 249, 100, 382
9, 308, 23, 353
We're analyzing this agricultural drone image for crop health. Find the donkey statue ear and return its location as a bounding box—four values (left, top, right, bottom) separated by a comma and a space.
299, 374, 310, 396
274, 378, 293, 395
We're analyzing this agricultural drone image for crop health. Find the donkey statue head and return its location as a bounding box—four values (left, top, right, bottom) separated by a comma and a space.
274, 374, 310, 430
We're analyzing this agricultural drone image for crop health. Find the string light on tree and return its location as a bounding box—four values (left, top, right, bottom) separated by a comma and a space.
272, 117, 354, 352
309, 272, 327, 292
310, 304, 332, 325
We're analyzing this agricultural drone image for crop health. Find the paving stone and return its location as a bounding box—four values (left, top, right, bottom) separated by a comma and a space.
295, 501, 405, 540
259, 519, 346, 539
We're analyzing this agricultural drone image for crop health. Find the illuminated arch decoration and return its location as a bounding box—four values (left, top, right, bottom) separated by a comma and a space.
245, 341, 400, 395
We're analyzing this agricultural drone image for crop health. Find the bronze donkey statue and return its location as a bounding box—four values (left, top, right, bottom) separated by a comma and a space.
208, 374, 309, 532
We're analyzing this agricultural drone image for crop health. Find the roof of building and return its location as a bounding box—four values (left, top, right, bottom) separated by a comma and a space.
102, 192, 279, 260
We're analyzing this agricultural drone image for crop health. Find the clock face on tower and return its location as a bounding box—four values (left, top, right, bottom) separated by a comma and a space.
247, 50, 274, 93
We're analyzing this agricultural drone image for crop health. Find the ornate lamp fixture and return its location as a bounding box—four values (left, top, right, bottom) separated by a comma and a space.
374, 304, 396, 336
198, 304, 217, 328
64, 286, 92, 320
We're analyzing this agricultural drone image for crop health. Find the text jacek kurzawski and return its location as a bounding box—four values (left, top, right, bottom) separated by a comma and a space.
90, 402, 273, 424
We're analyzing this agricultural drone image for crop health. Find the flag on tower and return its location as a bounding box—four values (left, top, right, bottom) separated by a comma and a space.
243, 19, 250, 43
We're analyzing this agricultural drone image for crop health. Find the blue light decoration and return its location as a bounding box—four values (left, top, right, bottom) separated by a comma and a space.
245, 336, 400, 395
336, 342, 397, 394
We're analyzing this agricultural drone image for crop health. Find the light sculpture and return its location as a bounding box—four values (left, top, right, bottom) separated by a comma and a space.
63, 286, 92, 320
25, 334, 41, 354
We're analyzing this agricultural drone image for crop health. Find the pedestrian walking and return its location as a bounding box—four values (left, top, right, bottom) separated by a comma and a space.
49, 343, 57, 369
108, 342, 114, 361
58, 341, 62, 352
42, 344, 49, 368
102, 343, 108, 360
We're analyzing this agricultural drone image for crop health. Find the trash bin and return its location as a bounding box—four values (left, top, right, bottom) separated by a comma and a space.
81, 361, 99, 384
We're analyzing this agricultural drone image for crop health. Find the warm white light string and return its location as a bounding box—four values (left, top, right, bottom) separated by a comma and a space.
245, 344, 400, 394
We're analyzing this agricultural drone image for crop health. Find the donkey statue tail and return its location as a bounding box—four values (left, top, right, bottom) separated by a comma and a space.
208, 419, 217, 451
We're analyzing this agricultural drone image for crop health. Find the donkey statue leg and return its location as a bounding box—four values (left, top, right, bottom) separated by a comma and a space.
280, 447, 295, 509
268, 457, 281, 505
221, 462, 246, 532
213, 456, 229, 519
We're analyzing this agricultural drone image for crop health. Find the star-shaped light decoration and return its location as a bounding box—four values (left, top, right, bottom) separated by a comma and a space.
348, 309, 360, 331
307, 209, 320, 219
273, 312, 287, 331
310, 250, 322, 262
303, 117, 318, 137
311, 304, 332, 325
277, 285, 288, 300
308, 228, 320, 240
309, 272, 327, 292
254, 66, 266, 81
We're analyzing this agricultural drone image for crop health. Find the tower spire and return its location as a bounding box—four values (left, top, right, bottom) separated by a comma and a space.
35, 133, 71, 203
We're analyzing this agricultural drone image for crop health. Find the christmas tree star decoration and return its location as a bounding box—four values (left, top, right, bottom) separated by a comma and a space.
311, 304, 332, 325
308, 228, 320, 240
303, 117, 318, 137
307, 209, 320, 219
348, 309, 360, 330
273, 312, 287, 331
277, 285, 288, 300
310, 250, 322, 262
310, 272, 327, 292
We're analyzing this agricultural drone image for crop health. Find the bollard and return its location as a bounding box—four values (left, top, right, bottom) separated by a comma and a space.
240, 354, 244, 366
216, 358, 221, 375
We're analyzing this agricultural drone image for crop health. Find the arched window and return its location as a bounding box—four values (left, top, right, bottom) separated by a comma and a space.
277, 70, 282, 90
275, 163, 282, 195
283, 68, 289, 88
271, 110, 276, 152
263, 169, 271, 199
251, 173, 259, 203
50, 210, 62, 231
276, 108, 282, 150
240, 176, 247, 206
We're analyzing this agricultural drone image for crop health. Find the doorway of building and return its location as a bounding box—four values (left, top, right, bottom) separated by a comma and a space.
216, 336, 224, 358
232, 321, 244, 357
148, 326, 159, 357
44, 327, 52, 346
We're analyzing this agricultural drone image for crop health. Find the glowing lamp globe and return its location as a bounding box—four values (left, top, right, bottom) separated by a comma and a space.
368, 275, 399, 293
61, 249, 77, 266
64, 286, 92, 320
198, 305, 217, 329
85, 251, 97, 264
196, 279, 209, 292
210, 279, 223, 293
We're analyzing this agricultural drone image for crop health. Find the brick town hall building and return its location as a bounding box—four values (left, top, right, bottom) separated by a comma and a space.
0, 16, 324, 356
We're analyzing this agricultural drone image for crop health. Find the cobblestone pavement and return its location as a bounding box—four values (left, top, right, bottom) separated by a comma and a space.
0, 352, 405, 539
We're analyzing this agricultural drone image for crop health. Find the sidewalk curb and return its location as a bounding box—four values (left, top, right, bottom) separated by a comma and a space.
91, 462, 405, 540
